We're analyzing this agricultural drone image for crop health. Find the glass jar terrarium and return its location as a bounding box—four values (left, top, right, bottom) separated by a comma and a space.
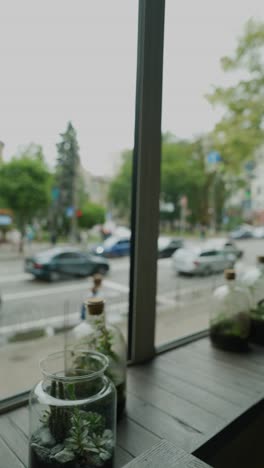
241, 256, 264, 345
67, 297, 126, 420
210, 269, 251, 352
29, 350, 116, 468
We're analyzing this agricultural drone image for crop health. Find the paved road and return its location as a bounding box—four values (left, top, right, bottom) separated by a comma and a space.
0, 238, 263, 335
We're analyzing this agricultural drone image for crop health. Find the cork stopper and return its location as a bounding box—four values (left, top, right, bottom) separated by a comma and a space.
86, 297, 104, 315
257, 256, 264, 264
93, 274, 103, 287
224, 269, 236, 280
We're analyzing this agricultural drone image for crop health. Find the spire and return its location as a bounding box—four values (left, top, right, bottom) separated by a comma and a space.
0, 141, 4, 162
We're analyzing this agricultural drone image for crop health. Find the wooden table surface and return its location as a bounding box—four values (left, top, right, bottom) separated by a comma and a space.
1, 337, 264, 467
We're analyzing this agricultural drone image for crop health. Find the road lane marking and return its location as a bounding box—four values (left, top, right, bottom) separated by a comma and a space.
1, 275, 214, 304
2, 278, 130, 302
0, 273, 31, 284
0, 301, 128, 334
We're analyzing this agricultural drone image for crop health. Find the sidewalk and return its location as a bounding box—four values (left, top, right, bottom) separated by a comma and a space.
0, 241, 52, 261
0, 300, 209, 399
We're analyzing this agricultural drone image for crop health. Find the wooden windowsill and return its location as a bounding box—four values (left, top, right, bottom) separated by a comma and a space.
1, 337, 264, 467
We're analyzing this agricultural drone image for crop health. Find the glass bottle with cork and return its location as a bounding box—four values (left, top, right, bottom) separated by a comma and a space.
68, 297, 126, 420
241, 256, 264, 344
210, 269, 251, 352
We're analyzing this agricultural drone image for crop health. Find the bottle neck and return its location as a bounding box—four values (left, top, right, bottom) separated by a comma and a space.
86, 311, 106, 327
226, 278, 235, 288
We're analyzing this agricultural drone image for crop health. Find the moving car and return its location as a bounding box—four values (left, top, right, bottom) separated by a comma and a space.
93, 236, 130, 258
25, 247, 109, 281
172, 244, 236, 276
93, 235, 183, 259
158, 236, 184, 258
230, 225, 254, 240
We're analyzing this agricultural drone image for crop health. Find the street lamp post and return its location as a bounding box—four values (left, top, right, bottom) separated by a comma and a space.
207, 151, 221, 234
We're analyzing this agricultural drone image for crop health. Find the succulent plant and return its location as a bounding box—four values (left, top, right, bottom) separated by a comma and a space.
65, 411, 114, 466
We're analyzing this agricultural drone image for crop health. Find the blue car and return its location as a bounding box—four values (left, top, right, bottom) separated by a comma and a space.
93, 236, 131, 258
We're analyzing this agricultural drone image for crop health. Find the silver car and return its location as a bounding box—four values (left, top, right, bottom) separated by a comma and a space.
172, 243, 236, 276
204, 238, 243, 259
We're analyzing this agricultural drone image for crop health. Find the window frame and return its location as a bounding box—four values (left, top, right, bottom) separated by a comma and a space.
128, 0, 166, 363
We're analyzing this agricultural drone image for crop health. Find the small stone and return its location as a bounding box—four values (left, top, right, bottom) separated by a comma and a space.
53, 448, 75, 463
50, 443, 65, 455
31, 443, 50, 462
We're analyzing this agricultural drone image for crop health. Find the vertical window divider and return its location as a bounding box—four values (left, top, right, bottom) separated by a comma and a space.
128, 0, 166, 363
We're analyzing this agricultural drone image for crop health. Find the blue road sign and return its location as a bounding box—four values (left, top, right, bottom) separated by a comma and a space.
51, 187, 60, 201
66, 207, 75, 218
207, 151, 221, 164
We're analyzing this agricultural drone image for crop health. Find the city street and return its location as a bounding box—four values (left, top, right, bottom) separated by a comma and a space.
0, 238, 263, 337
1, 238, 264, 398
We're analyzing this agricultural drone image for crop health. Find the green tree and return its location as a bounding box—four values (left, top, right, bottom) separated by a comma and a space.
56, 122, 80, 238
108, 150, 132, 219
0, 152, 51, 242
109, 134, 226, 229
109, 138, 226, 228
161, 139, 207, 224
78, 202, 105, 230
207, 19, 264, 171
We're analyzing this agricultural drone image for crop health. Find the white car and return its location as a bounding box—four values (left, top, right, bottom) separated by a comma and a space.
203, 238, 243, 259
172, 244, 236, 276
253, 226, 264, 239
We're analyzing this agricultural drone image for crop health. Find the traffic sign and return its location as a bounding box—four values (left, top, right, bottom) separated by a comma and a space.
51, 187, 60, 201
66, 207, 75, 218
207, 151, 221, 164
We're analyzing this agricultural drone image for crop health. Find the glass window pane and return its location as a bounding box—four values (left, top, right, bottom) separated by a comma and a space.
155, 0, 264, 346
0, 2, 137, 400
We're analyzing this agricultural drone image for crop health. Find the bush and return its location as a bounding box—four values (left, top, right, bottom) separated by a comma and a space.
78, 202, 105, 229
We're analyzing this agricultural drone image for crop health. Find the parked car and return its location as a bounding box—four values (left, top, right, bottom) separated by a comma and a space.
252, 226, 264, 239
93, 236, 131, 258
203, 238, 243, 259
158, 236, 184, 258
230, 225, 254, 240
172, 244, 236, 276
25, 247, 109, 281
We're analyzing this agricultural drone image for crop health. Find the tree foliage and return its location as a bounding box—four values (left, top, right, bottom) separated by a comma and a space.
207, 19, 264, 171
78, 202, 105, 229
0, 150, 51, 233
108, 150, 132, 218
56, 122, 80, 212
108, 137, 227, 226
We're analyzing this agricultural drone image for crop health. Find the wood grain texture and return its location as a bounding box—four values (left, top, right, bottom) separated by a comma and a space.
0, 414, 28, 467
0, 437, 25, 468
154, 352, 257, 406
129, 364, 240, 419
115, 447, 134, 468
126, 392, 201, 453
2, 337, 264, 467
122, 440, 212, 468
127, 371, 224, 434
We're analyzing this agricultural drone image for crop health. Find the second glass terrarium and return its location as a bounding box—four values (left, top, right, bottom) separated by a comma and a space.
210, 269, 251, 352
29, 350, 116, 468
67, 297, 126, 420
241, 256, 264, 345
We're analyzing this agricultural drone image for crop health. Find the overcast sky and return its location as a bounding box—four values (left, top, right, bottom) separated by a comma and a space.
0, 1, 263, 176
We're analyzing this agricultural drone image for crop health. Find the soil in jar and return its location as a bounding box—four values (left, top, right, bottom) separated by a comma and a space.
29, 446, 114, 468
250, 317, 264, 345
210, 319, 249, 352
